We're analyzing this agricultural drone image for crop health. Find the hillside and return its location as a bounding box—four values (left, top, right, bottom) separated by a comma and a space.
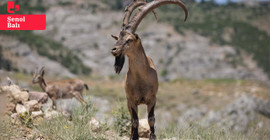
0, 0, 269, 82
0, 1, 270, 139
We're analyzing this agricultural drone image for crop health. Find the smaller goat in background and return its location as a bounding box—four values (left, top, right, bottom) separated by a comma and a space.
32, 67, 89, 113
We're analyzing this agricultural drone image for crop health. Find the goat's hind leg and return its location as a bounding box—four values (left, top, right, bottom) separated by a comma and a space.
73, 91, 88, 114
147, 100, 156, 140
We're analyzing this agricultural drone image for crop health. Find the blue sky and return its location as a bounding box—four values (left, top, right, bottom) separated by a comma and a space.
196, 0, 270, 4
195, 0, 238, 4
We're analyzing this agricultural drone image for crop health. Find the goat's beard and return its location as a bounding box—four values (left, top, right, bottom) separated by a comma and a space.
114, 53, 125, 74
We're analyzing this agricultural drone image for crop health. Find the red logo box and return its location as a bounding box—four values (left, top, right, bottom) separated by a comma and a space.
0, 1, 46, 30
0, 15, 46, 30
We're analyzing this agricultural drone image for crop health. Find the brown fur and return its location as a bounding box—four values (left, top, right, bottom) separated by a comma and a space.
111, 1, 188, 139
32, 67, 89, 113
112, 31, 158, 140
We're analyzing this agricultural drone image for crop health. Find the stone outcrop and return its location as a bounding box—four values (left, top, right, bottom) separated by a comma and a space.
138, 119, 151, 138
28, 91, 48, 104
0, 85, 29, 103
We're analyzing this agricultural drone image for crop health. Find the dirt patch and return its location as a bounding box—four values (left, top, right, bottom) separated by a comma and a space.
0, 92, 8, 119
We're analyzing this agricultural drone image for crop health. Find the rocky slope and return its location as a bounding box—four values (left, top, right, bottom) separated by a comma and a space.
0, 1, 269, 82
1, 82, 269, 139
34, 4, 268, 81
0, 36, 74, 77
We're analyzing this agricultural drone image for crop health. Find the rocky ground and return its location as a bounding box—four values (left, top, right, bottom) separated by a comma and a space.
0, 76, 270, 139
0, 1, 270, 139
0, 83, 174, 140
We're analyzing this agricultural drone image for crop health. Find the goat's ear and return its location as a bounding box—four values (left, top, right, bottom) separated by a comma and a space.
111, 35, 118, 40
134, 34, 139, 40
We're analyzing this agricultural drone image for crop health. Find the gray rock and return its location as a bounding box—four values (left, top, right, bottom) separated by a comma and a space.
181, 106, 207, 122
138, 119, 150, 138
202, 95, 258, 132
44, 110, 60, 120
0, 85, 29, 103
32, 111, 43, 118
41, 98, 53, 112
28, 91, 48, 104
89, 117, 102, 132
24, 100, 40, 112
256, 98, 270, 118
16, 104, 28, 115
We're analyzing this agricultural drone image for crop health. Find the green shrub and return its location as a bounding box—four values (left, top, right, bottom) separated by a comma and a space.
158, 123, 246, 140
112, 104, 131, 136
101, 0, 123, 10
18, 111, 33, 128
37, 102, 106, 140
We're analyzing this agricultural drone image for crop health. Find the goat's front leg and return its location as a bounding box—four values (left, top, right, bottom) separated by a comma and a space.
51, 97, 57, 110
147, 100, 156, 140
129, 103, 139, 140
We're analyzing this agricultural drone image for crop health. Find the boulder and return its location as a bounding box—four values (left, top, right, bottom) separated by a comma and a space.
24, 100, 41, 112
16, 104, 28, 115
89, 117, 102, 132
0, 85, 29, 103
11, 113, 19, 124
32, 111, 43, 118
138, 119, 150, 138
62, 110, 72, 121
41, 98, 53, 112
44, 110, 60, 120
202, 95, 258, 132
28, 91, 48, 104
256, 99, 270, 118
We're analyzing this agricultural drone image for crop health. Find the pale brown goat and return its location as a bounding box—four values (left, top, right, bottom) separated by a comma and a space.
111, 0, 188, 139
32, 67, 89, 113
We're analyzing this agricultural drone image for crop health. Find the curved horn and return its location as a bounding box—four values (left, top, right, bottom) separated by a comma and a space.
122, 0, 147, 30
39, 66, 45, 73
128, 0, 188, 33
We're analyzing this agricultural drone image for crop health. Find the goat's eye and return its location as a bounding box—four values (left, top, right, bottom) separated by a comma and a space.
127, 39, 133, 43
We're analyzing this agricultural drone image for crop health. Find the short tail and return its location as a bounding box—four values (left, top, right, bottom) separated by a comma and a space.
84, 84, 89, 90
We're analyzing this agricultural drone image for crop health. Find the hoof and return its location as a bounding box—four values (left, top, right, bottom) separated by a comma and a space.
130, 135, 139, 140
150, 133, 156, 140
52, 106, 57, 110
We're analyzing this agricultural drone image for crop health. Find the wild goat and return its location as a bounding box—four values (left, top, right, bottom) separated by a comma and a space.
32, 67, 89, 113
110, 0, 188, 139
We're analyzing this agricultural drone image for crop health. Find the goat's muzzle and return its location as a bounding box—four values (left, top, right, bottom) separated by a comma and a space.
111, 47, 121, 57
32, 79, 39, 84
